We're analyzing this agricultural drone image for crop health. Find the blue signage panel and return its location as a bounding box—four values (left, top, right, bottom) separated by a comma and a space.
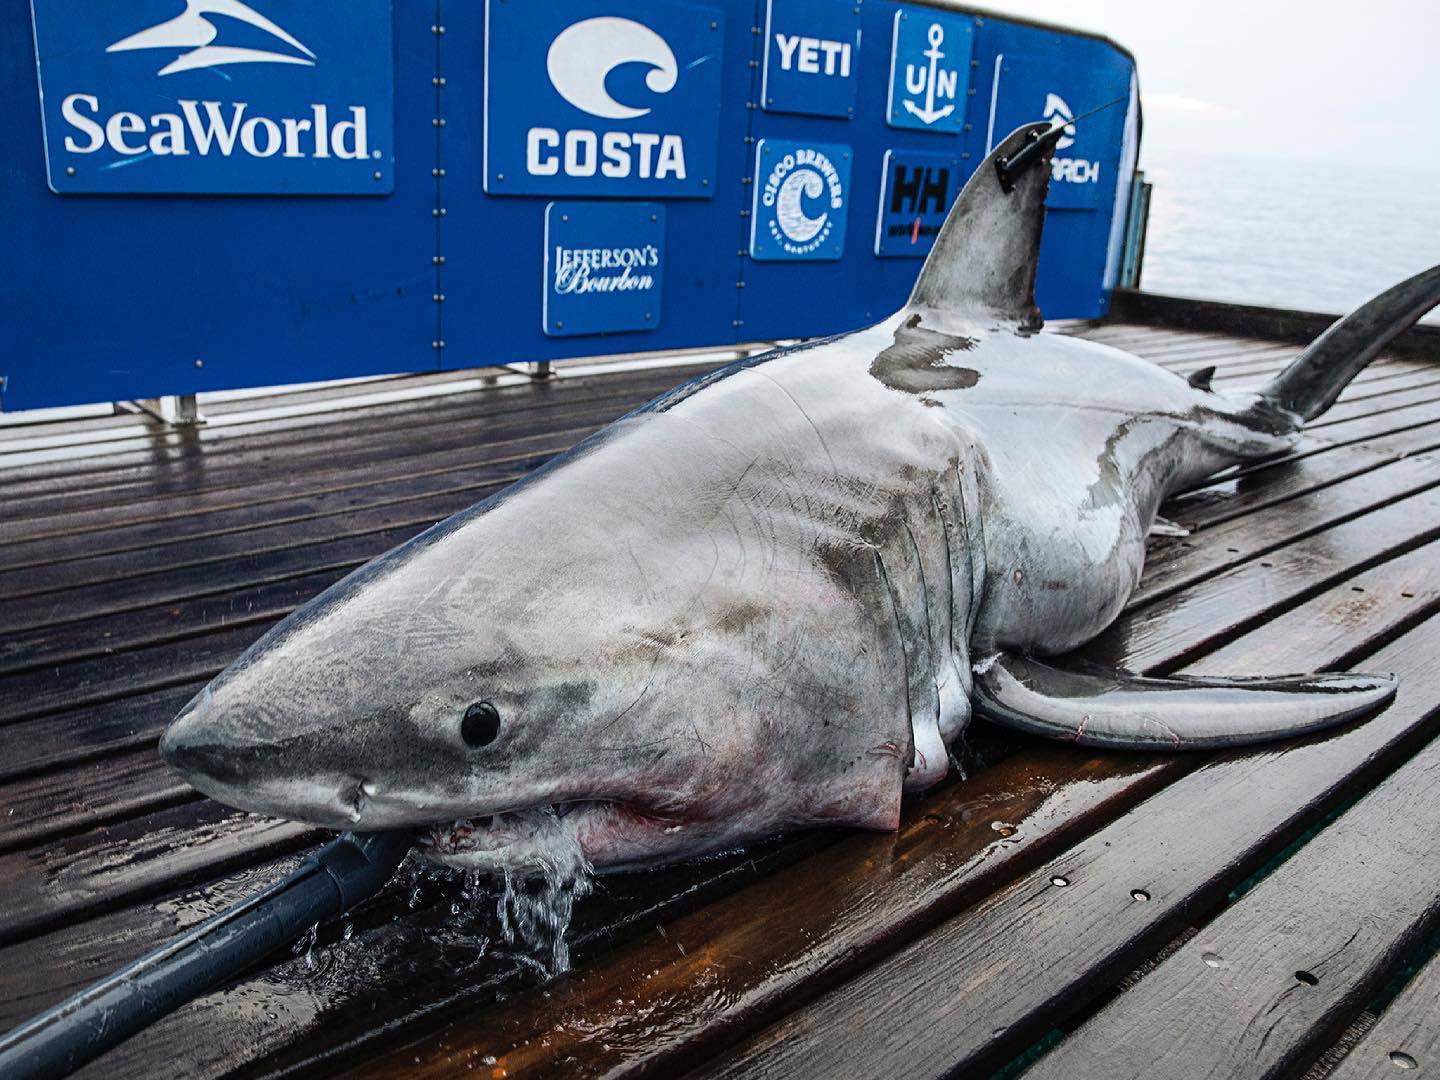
749, 138, 852, 261
29, 0, 395, 195
761, 0, 861, 119
543, 201, 665, 336
484, 0, 725, 198
874, 148, 960, 257
886, 7, 972, 134
986, 49, 1127, 210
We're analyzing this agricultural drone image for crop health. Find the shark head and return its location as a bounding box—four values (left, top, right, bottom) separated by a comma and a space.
161, 415, 912, 875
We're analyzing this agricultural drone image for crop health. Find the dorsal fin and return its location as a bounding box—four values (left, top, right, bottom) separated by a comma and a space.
907, 121, 1064, 328
1187, 365, 1217, 391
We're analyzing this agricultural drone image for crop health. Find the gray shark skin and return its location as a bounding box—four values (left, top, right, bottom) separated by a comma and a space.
162, 123, 1436, 875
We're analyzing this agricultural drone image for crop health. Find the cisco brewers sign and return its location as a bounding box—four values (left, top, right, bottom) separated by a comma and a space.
484, 0, 725, 198
29, 0, 395, 195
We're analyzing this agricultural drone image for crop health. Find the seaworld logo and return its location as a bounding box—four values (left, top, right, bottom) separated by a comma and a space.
761, 145, 845, 255
105, 0, 317, 76
50, 0, 373, 162
526, 16, 687, 181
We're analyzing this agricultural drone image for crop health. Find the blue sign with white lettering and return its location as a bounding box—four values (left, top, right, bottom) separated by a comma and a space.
985, 49, 1128, 210
544, 201, 665, 336
874, 148, 960, 257
749, 138, 851, 261
761, 0, 860, 119
885, 7, 972, 134
485, 0, 725, 198
29, 0, 395, 195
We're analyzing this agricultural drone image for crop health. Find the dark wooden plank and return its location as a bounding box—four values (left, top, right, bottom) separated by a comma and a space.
692, 608, 1440, 1080
0, 521, 422, 635
0, 364, 708, 518
1023, 724, 1440, 1079
0, 428, 583, 566
0, 799, 317, 948
340, 553, 1440, 1080
0, 749, 192, 853
40, 823, 844, 1080
0, 848, 306, 1033
1328, 947, 1440, 1079
0, 683, 203, 783
1133, 455, 1440, 608
0, 464, 522, 598
0, 623, 264, 725
0, 391, 632, 540
0, 567, 343, 676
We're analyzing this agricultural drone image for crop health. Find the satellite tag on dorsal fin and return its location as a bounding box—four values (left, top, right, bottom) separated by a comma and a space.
907, 121, 1065, 328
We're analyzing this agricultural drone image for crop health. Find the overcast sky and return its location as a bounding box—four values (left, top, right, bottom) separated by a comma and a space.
986, 0, 1440, 170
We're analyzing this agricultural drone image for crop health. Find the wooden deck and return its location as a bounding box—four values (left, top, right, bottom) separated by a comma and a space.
3, 311, 1440, 1079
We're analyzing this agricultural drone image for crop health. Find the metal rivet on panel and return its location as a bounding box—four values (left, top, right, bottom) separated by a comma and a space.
194, 359, 204, 368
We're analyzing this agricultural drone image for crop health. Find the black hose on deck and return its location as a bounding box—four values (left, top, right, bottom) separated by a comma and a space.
0, 829, 413, 1080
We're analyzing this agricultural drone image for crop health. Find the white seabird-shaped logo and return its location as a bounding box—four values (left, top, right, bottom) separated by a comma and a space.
1044, 92, 1077, 150
546, 16, 677, 120
106, 0, 316, 77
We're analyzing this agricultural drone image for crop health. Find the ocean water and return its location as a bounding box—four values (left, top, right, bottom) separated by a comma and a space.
1137, 149, 1440, 322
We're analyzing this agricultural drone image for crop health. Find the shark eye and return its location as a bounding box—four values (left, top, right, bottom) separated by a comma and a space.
461, 701, 502, 748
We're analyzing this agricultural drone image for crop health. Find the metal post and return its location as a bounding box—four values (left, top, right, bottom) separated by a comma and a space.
1119, 170, 1152, 290
531, 360, 555, 380
132, 393, 206, 426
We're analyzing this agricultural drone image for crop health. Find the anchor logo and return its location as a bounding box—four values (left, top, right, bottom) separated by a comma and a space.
901, 23, 958, 126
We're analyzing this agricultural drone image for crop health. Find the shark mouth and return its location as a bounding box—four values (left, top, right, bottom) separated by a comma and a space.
415, 800, 684, 876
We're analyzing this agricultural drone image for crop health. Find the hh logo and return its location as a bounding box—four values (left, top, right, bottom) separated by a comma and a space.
30, 0, 395, 195
486, 0, 724, 198
886, 8, 972, 134
106, 0, 316, 76
750, 138, 851, 261
874, 149, 959, 258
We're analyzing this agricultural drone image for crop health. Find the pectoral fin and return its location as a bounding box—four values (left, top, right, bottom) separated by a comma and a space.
972, 652, 1396, 750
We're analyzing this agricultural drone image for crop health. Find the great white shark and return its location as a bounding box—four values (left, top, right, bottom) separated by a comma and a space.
162, 123, 1439, 875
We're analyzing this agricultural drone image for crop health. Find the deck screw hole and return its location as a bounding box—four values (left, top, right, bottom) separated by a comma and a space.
1390, 1051, 1418, 1070
1295, 970, 1319, 986
1201, 951, 1223, 968
1050, 875, 1069, 888
1130, 889, 1150, 902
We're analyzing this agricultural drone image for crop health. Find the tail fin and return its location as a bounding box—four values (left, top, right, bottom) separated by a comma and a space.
908, 122, 1067, 328
1263, 263, 1440, 422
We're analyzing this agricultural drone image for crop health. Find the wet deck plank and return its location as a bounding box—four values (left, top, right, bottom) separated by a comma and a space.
0, 319, 1437, 1080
